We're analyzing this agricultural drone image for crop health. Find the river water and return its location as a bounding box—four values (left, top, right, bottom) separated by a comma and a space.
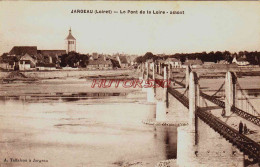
1, 76, 259, 167
0, 78, 177, 167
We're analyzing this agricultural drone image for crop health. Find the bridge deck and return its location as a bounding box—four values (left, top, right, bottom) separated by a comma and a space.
147, 72, 260, 163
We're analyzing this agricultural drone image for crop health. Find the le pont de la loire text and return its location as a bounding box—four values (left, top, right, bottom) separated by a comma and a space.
71, 9, 184, 15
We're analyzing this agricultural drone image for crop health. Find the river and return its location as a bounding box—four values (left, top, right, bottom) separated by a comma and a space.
0, 78, 177, 167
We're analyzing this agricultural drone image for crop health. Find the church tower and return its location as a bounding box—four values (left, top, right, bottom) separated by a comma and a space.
65, 28, 76, 53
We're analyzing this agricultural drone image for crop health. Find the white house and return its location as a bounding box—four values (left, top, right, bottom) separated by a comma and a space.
182, 59, 203, 68
232, 57, 250, 66
19, 54, 37, 70
165, 58, 182, 68
0, 61, 15, 70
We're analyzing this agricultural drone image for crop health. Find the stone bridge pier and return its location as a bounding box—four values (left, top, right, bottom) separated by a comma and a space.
225, 71, 237, 116
155, 65, 168, 122
176, 71, 244, 167
177, 71, 199, 166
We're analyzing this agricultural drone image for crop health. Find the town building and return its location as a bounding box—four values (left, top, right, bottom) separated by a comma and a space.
183, 59, 203, 68
65, 28, 76, 53
0, 61, 15, 70
8, 46, 38, 70
117, 55, 129, 68
232, 56, 250, 66
1, 28, 76, 70
37, 50, 66, 67
19, 53, 37, 70
165, 58, 182, 68
3, 46, 67, 70
87, 55, 113, 70
9, 46, 37, 57
36, 62, 56, 71
38, 50, 66, 59
218, 60, 229, 64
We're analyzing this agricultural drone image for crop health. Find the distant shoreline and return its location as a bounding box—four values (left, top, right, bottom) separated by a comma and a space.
1, 67, 260, 81
0, 69, 137, 80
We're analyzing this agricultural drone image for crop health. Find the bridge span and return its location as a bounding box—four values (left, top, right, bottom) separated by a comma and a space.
140, 61, 260, 166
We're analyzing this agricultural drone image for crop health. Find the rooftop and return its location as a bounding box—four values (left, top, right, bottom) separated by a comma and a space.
9, 46, 37, 56
88, 59, 112, 65
165, 58, 181, 62
38, 50, 66, 57
184, 59, 203, 65
66, 28, 76, 40
119, 56, 128, 64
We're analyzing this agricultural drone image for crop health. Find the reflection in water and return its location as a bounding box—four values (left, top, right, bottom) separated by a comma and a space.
153, 126, 177, 159
0, 92, 128, 102
0, 96, 178, 166
164, 127, 177, 159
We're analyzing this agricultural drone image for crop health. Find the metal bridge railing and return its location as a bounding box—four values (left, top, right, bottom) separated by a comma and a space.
196, 107, 260, 162
168, 76, 260, 127
173, 80, 186, 88
200, 92, 225, 108
200, 91, 260, 127
149, 67, 260, 163
167, 86, 260, 163
231, 106, 260, 127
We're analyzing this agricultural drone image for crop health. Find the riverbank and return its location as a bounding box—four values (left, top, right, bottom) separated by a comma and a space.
0, 69, 137, 79
1, 66, 260, 80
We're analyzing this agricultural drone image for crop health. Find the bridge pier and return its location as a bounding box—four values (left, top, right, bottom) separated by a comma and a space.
185, 65, 191, 88
176, 71, 245, 167
152, 62, 155, 80
155, 61, 158, 74
147, 88, 155, 102
168, 65, 171, 80
139, 63, 145, 87
139, 63, 143, 79
155, 100, 167, 122
189, 72, 199, 131
225, 71, 237, 116
177, 71, 199, 166
177, 126, 198, 166
163, 66, 169, 108
154, 65, 168, 122
141, 62, 147, 92
141, 63, 145, 79
152, 62, 157, 96
147, 63, 155, 102
145, 62, 149, 80
158, 62, 161, 75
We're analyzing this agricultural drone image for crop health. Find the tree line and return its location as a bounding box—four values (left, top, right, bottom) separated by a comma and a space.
135, 51, 260, 65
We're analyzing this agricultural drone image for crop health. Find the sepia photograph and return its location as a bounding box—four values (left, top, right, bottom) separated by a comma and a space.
0, 1, 259, 167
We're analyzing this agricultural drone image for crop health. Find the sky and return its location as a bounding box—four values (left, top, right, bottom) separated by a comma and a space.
0, 1, 259, 55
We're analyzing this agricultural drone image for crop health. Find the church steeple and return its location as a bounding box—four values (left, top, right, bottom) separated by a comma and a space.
66, 27, 76, 40
65, 27, 76, 53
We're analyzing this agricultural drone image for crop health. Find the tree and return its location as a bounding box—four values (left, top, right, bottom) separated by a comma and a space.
238, 51, 244, 58
135, 52, 156, 64
0, 52, 19, 62
143, 52, 154, 61
60, 52, 89, 67
223, 51, 232, 63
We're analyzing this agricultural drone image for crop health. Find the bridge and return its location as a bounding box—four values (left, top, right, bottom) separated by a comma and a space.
140, 61, 260, 166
